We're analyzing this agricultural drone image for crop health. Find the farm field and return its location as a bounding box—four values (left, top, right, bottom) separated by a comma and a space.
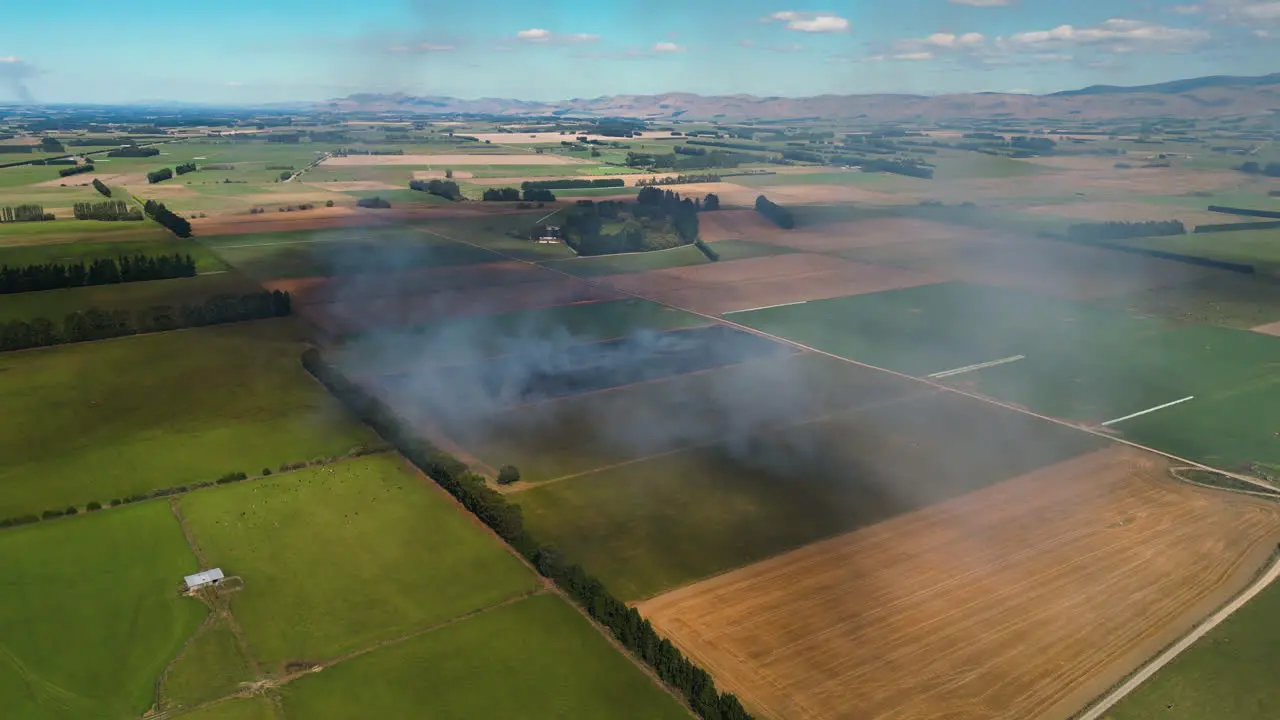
0, 501, 204, 720
279, 594, 691, 719
177, 453, 538, 670
540, 239, 794, 277
1106, 561, 1280, 720
171, 697, 279, 720
1118, 227, 1280, 274
639, 446, 1280, 720
729, 281, 1280, 468
0, 235, 227, 272
199, 225, 504, 280
1098, 272, 1280, 329
0, 318, 374, 517
0, 271, 262, 323
514, 387, 1106, 600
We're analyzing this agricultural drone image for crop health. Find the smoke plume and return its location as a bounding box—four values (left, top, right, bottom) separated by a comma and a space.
0, 57, 37, 103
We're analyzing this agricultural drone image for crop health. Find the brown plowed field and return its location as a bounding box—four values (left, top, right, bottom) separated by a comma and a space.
298, 277, 624, 335
697, 209, 781, 241
743, 217, 980, 253
639, 446, 1280, 720
263, 261, 543, 305
605, 253, 943, 315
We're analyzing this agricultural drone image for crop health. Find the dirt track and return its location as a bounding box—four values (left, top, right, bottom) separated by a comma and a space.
638, 447, 1280, 720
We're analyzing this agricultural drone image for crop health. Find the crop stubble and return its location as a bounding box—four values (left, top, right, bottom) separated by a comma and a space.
639, 447, 1280, 720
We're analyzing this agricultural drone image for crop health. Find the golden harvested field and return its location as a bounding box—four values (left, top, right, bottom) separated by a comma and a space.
639, 447, 1280, 720
319, 153, 586, 166
742, 217, 978, 253
1021, 201, 1227, 227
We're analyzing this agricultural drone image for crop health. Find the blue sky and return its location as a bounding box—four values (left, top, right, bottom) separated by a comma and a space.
1, 0, 1276, 103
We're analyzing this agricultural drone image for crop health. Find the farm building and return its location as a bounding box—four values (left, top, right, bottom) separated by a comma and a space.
534, 225, 563, 244
184, 568, 224, 591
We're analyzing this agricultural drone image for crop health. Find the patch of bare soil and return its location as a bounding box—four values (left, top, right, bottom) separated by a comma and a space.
605, 253, 944, 315
639, 446, 1280, 720
409, 170, 475, 180
1252, 319, 1280, 336
746, 217, 980, 252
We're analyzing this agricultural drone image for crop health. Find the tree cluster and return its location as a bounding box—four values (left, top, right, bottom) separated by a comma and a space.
266, 133, 302, 144
754, 195, 794, 229
72, 200, 143, 221
300, 351, 753, 720
694, 238, 720, 262
686, 139, 766, 152
92, 178, 111, 197
703, 194, 720, 211
522, 178, 625, 190
1207, 206, 1280, 220
107, 146, 159, 158
0, 204, 54, 223
0, 291, 291, 352
636, 173, 721, 187
1065, 220, 1185, 242
175, 162, 197, 176
483, 187, 522, 202
39, 137, 65, 153
59, 164, 95, 178
629, 150, 743, 172
1238, 161, 1280, 177
0, 254, 196, 294
636, 187, 699, 242
147, 168, 173, 184
1194, 220, 1280, 234
1010, 136, 1057, 153
523, 188, 556, 202
143, 199, 193, 237
356, 196, 392, 209
409, 179, 462, 201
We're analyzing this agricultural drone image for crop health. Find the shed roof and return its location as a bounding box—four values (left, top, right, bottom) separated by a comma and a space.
184, 568, 225, 588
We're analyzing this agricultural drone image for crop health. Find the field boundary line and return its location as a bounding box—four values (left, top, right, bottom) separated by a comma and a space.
1098, 396, 1194, 428
722, 300, 808, 315
927, 354, 1025, 379
1074, 545, 1280, 720
406, 223, 1269, 492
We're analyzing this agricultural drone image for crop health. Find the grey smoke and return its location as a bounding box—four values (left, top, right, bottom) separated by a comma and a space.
0, 57, 37, 103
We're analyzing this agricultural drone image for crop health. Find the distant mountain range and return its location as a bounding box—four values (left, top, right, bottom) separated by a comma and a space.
328, 72, 1280, 121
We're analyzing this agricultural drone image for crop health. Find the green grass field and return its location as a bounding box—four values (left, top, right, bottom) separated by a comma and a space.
1106, 568, 1280, 720
929, 150, 1049, 180
334, 297, 706, 369
1118, 228, 1280, 275
201, 225, 504, 280
0, 236, 227, 272
178, 454, 538, 670
0, 501, 204, 720
1099, 273, 1280, 329
279, 594, 690, 720
172, 697, 279, 720
159, 615, 254, 710
515, 381, 1103, 600
409, 213, 578, 261
0, 318, 375, 517
0, 272, 262, 323
731, 282, 1280, 468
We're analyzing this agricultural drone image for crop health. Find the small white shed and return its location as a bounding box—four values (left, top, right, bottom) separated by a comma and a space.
184, 568, 225, 591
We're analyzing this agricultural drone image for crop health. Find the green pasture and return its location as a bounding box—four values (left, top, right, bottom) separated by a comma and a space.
1107, 570, 1280, 720
431, 352, 914, 484
159, 616, 254, 710
335, 297, 706, 370
0, 318, 375, 517
516, 388, 1103, 600
0, 272, 261, 323
553, 186, 642, 198
0, 183, 103, 207
178, 454, 537, 670
279, 594, 690, 720
341, 188, 454, 205
1099, 273, 1280, 329
0, 221, 183, 247
201, 225, 503, 280
732, 281, 1280, 468
1118, 228, 1280, 274
928, 150, 1049, 180
538, 239, 793, 277
0, 501, 204, 720
0, 164, 80, 188
0, 236, 226, 272
409, 213, 577, 261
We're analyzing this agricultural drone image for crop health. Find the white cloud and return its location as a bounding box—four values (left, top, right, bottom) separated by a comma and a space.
859, 51, 936, 62
738, 39, 756, 47
0, 56, 21, 63
389, 42, 456, 53
224, 81, 243, 87
769, 43, 806, 52
766, 11, 850, 33
920, 32, 986, 48
949, 0, 1014, 5
1005, 18, 1209, 51
515, 28, 599, 44
516, 28, 551, 42
653, 41, 684, 52
1168, 4, 1204, 13
1240, 1, 1280, 19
